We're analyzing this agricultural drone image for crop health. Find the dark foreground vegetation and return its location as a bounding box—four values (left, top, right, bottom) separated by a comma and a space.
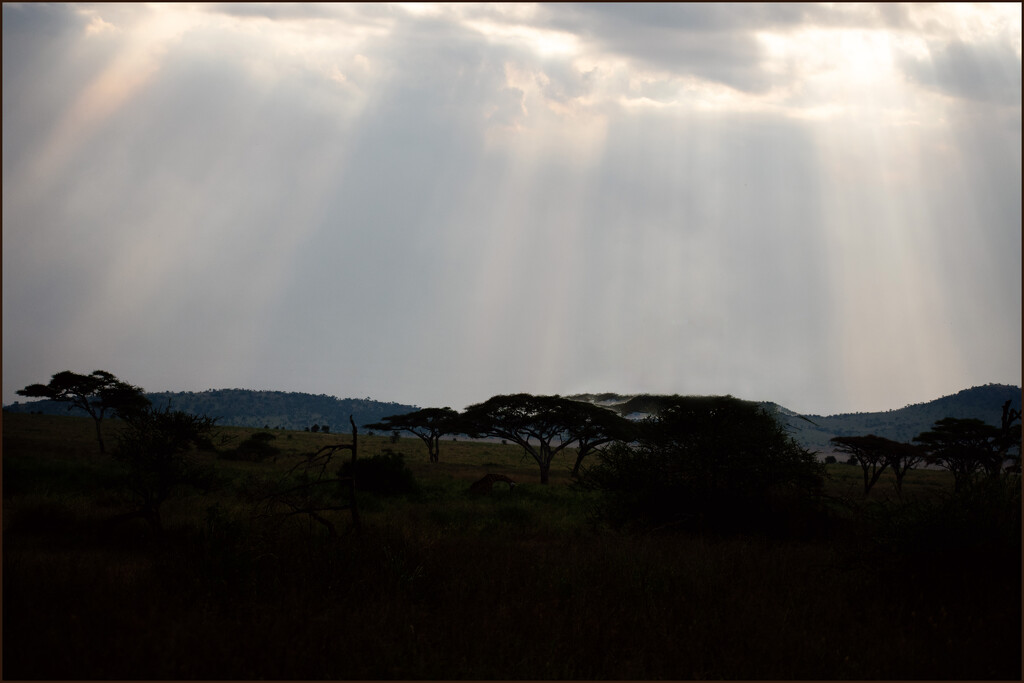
3, 407, 1021, 679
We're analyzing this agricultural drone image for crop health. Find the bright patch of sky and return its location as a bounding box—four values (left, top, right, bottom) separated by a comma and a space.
3, 3, 1020, 416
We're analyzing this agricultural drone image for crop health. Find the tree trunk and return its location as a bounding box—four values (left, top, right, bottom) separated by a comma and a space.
92, 416, 106, 454
539, 462, 550, 485
572, 452, 585, 477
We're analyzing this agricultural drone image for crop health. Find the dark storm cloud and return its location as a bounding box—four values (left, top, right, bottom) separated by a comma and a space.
901, 39, 1023, 105
532, 3, 934, 96
209, 3, 346, 20
537, 3, 784, 93
1, 2, 87, 37
1, 4, 116, 172
205, 2, 397, 27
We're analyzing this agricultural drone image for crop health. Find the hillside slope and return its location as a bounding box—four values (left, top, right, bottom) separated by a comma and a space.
7, 384, 1019, 452
570, 384, 1022, 453
3, 388, 419, 432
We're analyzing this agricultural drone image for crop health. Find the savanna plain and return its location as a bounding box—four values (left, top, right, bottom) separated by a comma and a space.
2, 412, 1021, 679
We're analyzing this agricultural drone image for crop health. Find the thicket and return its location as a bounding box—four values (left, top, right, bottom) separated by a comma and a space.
577, 396, 827, 535
340, 448, 419, 497
223, 431, 281, 462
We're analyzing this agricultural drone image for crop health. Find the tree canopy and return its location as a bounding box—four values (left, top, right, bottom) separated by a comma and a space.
831, 435, 892, 497
560, 399, 635, 477
17, 370, 150, 454
461, 394, 603, 484
914, 417, 1006, 491
365, 407, 460, 463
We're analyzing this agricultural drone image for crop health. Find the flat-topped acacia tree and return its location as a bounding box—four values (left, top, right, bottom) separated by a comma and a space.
460, 394, 571, 484
563, 399, 636, 477
914, 417, 1007, 491
460, 394, 627, 484
365, 407, 460, 463
17, 370, 150, 454
830, 435, 893, 497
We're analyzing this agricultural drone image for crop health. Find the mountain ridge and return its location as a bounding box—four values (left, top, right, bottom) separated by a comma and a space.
568, 383, 1021, 453
5, 384, 1020, 453
3, 388, 420, 432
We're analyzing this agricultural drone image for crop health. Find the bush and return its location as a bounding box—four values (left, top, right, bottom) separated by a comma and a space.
224, 432, 280, 462
340, 449, 419, 497
866, 474, 1022, 557
577, 395, 826, 535
112, 405, 219, 532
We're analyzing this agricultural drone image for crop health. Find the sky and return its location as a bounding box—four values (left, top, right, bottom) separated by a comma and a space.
3, 3, 1021, 417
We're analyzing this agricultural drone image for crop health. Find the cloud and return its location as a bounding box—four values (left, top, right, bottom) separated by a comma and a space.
901, 38, 1022, 105
536, 3, 780, 94
2, 3, 1020, 416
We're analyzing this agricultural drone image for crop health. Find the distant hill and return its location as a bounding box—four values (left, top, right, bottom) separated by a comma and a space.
6, 384, 1019, 452
569, 384, 1022, 454
780, 383, 1022, 453
3, 389, 420, 432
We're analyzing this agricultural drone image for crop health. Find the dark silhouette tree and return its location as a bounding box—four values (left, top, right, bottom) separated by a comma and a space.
17, 370, 150, 454
995, 399, 1022, 474
112, 404, 218, 533
830, 435, 893, 497
460, 394, 585, 484
884, 439, 926, 498
563, 400, 635, 477
914, 417, 1001, 492
578, 395, 824, 531
831, 435, 926, 498
366, 407, 459, 463
249, 416, 361, 536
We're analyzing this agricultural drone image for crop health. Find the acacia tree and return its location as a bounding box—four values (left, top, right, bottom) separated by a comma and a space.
884, 439, 926, 498
830, 435, 893, 497
564, 400, 635, 477
365, 407, 459, 463
460, 394, 584, 484
831, 435, 925, 498
914, 417, 1002, 492
17, 370, 150, 454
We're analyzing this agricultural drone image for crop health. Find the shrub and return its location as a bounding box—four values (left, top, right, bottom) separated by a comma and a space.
340, 449, 419, 497
867, 474, 1022, 557
224, 432, 280, 462
112, 405, 219, 532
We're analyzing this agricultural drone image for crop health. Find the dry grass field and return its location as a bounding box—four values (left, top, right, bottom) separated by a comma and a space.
3, 412, 1020, 679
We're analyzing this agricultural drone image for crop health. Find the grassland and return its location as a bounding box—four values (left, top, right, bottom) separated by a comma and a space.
3, 412, 1020, 679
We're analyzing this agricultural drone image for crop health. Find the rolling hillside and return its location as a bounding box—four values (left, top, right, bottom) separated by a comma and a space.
6, 384, 1019, 453
3, 388, 419, 432
570, 384, 1022, 454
